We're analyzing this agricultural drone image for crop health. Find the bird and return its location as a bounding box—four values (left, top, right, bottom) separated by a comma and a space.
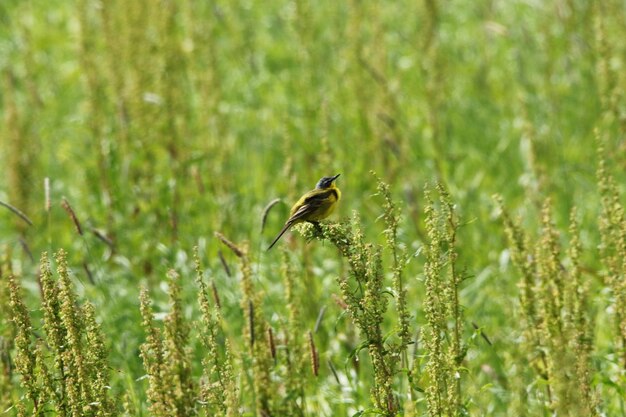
267, 174, 341, 250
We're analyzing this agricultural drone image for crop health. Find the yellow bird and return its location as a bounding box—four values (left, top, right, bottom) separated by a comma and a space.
267, 174, 342, 250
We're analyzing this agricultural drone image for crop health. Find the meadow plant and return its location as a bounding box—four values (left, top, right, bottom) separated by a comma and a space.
376, 174, 411, 351
7, 251, 115, 416
597, 151, 626, 370
139, 270, 196, 416
299, 177, 461, 416
193, 248, 239, 417
498, 198, 598, 415
8, 274, 41, 413
2, 70, 40, 235
279, 250, 306, 416
1, 250, 15, 411
215, 232, 275, 417
418, 183, 466, 417
300, 214, 397, 415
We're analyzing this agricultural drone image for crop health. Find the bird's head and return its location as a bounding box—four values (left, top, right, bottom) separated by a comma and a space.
316, 174, 340, 189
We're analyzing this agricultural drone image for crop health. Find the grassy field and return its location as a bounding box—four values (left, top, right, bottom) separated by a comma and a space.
1, 0, 626, 415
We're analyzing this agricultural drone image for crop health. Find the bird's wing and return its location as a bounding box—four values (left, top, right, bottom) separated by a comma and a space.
288, 189, 334, 223
303, 189, 336, 204
288, 202, 320, 223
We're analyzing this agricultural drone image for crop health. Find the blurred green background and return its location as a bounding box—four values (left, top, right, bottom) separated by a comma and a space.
1, 0, 625, 415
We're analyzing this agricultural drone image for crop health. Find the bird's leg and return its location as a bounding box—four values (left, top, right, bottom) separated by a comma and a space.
306, 220, 324, 239
307, 220, 322, 230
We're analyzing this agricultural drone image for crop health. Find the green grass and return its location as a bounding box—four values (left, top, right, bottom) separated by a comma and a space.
1, 0, 626, 415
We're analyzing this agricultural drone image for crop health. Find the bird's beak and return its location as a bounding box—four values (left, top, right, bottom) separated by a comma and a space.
331, 174, 341, 181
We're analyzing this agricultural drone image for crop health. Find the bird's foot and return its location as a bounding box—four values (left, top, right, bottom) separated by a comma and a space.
307, 221, 323, 233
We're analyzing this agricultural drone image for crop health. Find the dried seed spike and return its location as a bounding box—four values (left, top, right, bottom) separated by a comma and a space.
211, 281, 221, 309
61, 197, 83, 235
83, 262, 95, 285
261, 198, 281, 232
190, 165, 205, 193
0, 200, 33, 226
215, 232, 244, 258
332, 293, 348, 310
268, 327, 276, 362
314, 306, 326, 333
92, 229, 114, 249
308, 331, 319, 377
249, 300, 255, 348
328, 360, 340, 384
217, 249, 231, 277
19, 238, 34, 262
283, 332, 292, 366
412, 331, 420, 359
44, 177, 51, 212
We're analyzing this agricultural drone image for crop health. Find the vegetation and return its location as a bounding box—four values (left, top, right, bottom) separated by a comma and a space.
1, 0, 626, 415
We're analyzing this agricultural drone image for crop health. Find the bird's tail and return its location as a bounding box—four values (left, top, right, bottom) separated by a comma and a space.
267, 221, 293, 251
